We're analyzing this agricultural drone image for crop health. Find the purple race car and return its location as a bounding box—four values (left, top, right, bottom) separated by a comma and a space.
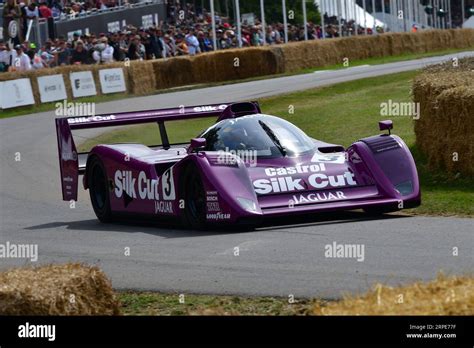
56, 101, 420, 228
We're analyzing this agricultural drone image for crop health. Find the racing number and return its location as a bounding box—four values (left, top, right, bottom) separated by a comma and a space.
164, 172, 172, 196
162, 167, 176, 200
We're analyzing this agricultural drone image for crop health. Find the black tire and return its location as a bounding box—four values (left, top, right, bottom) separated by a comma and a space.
87, 156, 113, 223
182, 165, 207, 229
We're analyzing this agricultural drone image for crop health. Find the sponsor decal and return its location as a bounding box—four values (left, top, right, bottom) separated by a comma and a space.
311, 152, 346, 164
114, 170, 175, 214
114, 170, 161, 200
60, 134, 77, 161
155, 200, 173, 214
161, 167, 176, 200
253, 163, 357, 195
193, 104, 228, 112
206, 191, 222, 212
292, 191, 346, 204
207, 201, 221, 212
67, 115, 116, 124
263, 163, 326, 176
206, 191, 218, 201
206, 212, 231, 221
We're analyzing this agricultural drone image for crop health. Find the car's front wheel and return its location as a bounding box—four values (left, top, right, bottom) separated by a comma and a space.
87, 156, 113, 223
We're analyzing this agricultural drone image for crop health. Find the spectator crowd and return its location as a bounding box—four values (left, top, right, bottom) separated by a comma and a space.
1, 0, 385, 73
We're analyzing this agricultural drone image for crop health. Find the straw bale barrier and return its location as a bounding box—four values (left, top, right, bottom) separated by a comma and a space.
312, 274, 474, 315
277, 29, 474, 73
0, 29, 473, 106
0, 263, 120, 315
413, 58, 474, 176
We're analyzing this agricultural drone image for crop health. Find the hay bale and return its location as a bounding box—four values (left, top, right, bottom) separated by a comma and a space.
278, 29, 474, 73
190, 47, 280, 84
413, 59, 474, 176
0, 263, 120, 315
206, 47, 278, 82
126, 60, 155, 95
313, 274, 474, 315
152, 56, 195, 90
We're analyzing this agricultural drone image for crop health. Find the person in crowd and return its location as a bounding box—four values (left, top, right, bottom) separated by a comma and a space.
185, 27, 200, 56
266, 25, 281, 45
92, 36, 114, 63
197, 30, 213, 52
163, 33, 176, 57
10, 44, 31, 71
127, 35, 144, 60
38, 2, 53, 19
54, 40, 71, 66
31, 51, 50, 69
25, 1, 39, 21
110, 32, 125, 61
175, 34, 188, 56
71, 40, 89, 64
0, 40, 12, 72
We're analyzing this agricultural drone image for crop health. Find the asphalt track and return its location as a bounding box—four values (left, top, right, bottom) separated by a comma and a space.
1, 52, 473, 298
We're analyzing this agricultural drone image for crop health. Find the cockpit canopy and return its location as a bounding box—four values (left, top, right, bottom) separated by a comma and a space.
200, 114, 316, 158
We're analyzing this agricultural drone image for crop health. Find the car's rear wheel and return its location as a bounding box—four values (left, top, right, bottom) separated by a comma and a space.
88, 156, 113, 223
182, 165, 206, 229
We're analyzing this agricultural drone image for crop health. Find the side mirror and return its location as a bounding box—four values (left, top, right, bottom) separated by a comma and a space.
379, 120, 393, 135
188, 138, 207, 153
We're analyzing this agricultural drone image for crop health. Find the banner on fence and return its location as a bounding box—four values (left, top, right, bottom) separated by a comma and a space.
0, 78, 35, 109
38, 74, 67, 103
99, 68, 126, 94
70, 71, 97, 98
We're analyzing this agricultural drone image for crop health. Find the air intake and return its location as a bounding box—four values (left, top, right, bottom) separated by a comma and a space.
218, 102, 261, 121
361, 135, 401, 154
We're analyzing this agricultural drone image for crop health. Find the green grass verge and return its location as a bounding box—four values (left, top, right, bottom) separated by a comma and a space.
77, 70, 474, 217
119, 274, 474, 315
119, 291, 315, 315
0, 47, 471, 119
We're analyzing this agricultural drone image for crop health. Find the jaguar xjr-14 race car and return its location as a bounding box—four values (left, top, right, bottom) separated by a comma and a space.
56, 102, 420, 228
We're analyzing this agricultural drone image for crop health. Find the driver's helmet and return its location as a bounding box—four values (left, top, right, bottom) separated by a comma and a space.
221, 124, 248, 150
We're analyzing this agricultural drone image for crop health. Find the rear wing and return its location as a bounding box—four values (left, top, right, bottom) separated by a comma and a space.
55, 102, 260, 201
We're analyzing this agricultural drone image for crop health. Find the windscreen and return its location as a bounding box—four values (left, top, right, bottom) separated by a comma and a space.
200, 114, 315, 158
